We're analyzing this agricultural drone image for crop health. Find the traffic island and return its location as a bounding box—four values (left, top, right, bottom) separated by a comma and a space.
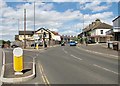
0, 62, 36, 84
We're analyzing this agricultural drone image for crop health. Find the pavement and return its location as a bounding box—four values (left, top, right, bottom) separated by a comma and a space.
0, 48, 36, 84
0, 45, 59, 85
0, 49, 3, 86
77, 43, 119, 59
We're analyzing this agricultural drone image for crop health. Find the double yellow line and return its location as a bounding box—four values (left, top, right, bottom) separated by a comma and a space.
39, 63, 50, 86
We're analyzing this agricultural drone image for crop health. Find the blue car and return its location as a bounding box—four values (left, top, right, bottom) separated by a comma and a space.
69, 41, 76, 46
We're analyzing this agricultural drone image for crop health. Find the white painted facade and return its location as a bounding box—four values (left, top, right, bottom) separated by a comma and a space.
91, 29, 111, 36
53, 35, 61, 41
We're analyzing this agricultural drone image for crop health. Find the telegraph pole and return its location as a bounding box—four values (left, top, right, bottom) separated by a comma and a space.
83, 14, 86, 44
24, 9, 26, 49
34, 1, 36, 49
18, 19, 19, 35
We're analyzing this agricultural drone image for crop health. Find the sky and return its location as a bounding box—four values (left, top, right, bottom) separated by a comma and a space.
0, 0, 119, 41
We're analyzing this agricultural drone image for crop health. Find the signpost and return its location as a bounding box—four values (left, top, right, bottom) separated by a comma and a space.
33, 34, 39, 40
13, 47, 23, 75
33, 34, 39, 50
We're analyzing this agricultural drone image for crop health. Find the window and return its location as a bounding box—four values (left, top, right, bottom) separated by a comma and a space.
28, 35, 31, 37
19, 35, 22, 37
100, 30, 103, 34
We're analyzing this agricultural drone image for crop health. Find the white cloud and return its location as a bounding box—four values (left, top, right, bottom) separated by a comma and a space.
79, 1, 111, 12
52, 0, 119, 2
4, 0, 120, 2
60, 30, 77, 36
0, 1, 116, 41
0, 0, 7, 9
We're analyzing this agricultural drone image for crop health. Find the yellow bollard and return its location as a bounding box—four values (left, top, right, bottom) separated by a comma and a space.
36, 43, 38, 50
13, 47, 23, 75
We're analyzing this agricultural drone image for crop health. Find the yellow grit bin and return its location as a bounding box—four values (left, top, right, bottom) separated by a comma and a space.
13, 47, 23, 72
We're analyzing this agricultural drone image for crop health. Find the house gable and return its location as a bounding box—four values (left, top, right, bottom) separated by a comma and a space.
36, 28, 49, 34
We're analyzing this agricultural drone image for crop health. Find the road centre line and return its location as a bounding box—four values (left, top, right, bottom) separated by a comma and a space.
62, 48, 68, 54
70, 54, 82, 60
64, 51, 68, 54
93, 64, 118, 75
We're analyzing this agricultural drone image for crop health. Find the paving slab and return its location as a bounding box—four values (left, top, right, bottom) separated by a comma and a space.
77, 43, 119, 58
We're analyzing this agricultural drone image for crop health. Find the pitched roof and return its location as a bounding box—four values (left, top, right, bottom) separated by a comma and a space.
112, 16, 120, 22
93, 23, 112, 29
83, 19, 112, 32
36, 28, 49, 33
19, 31, 34, 35
51, 31, 59, 35
47, 29, 60, 36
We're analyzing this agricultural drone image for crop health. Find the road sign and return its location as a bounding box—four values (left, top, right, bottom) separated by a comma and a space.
13, 47, 23, 75
33, 34, 39, 39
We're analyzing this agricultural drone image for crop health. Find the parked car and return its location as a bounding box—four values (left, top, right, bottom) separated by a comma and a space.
69, 41, 76, 46
31, 43, 43, 47
86, 40, 95, 44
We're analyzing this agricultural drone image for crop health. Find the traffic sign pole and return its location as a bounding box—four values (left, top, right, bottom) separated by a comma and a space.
13, 47, 23, 75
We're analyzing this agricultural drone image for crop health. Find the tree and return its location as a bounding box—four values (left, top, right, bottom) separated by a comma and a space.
6, 40, 11, 46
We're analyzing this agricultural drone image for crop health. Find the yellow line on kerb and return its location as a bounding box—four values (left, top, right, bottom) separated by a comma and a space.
38, 63, 50, 86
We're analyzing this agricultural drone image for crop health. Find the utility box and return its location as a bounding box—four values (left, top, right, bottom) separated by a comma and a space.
118, 42, 120, 51
113, 42, 119, 51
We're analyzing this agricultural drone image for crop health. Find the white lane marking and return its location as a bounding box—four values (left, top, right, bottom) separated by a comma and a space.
93, 64, 118, 75
70, 54, 82, 60
62, 48, 68, 54
64, 51, 68, 54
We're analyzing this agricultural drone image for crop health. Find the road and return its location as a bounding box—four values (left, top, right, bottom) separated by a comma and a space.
1, 45, 119, 85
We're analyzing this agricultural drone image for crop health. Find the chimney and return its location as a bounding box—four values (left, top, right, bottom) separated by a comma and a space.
95, 19, 101, 24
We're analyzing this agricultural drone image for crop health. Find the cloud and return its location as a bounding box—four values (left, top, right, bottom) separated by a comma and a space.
0, 0, 7, 9
79, 1, 112, 12
52, 0, 119, 2
4, 0, 120, 2
0, 1, 116, 41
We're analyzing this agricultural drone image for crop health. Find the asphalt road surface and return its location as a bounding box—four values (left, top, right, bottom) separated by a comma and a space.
1, 45, 119, 85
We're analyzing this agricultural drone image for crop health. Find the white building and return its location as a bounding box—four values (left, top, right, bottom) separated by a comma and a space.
83, 19, 113, 43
